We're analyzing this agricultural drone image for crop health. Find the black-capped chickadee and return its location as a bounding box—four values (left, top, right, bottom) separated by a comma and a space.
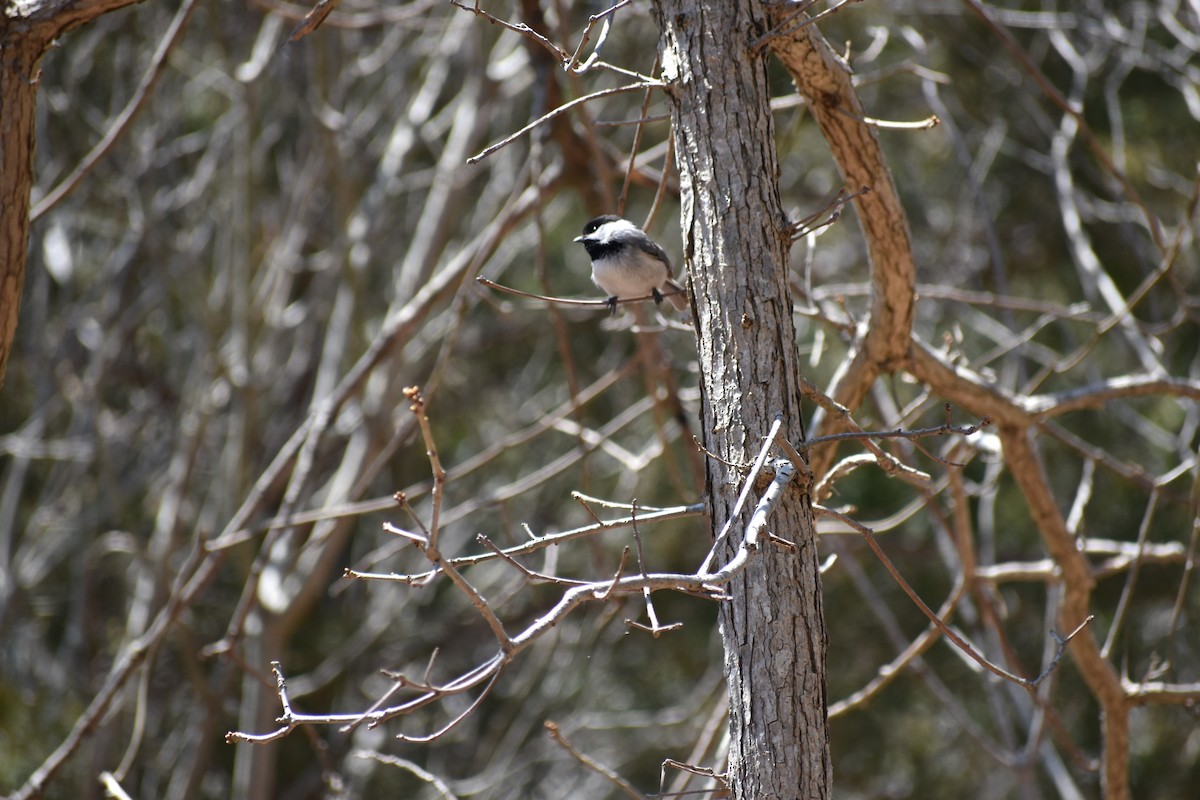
574, 215, 689, 313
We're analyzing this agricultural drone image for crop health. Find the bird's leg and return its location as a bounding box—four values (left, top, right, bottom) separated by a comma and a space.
606, 296, 619, 316
652, 288, 664, 305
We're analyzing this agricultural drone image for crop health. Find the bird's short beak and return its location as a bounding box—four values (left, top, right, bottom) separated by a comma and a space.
573, 235, 584, 242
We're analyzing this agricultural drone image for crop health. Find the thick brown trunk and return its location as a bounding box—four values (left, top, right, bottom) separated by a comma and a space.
652, 2, 831, 797
0, 29, 41, 385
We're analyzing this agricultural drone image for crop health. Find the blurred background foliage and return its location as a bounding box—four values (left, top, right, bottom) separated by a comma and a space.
1, 1, 1198, 798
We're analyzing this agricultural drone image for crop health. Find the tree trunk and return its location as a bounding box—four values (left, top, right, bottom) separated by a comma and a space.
652, 2, 831, 797
0, 27, 41, 385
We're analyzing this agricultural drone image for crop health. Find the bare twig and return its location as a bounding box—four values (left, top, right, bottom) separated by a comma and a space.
348, 501, 703, 585
833, 107, 941, 130
468, 82, 662, 164
816, 503, 1092, 690
32, 0, 198, 220
352, 751, 460, 800
565, 0, 633, 73
476, 276, 686, 311
225, 662, 299, 744
449, 0, 568, 62
403, 386, 513, 652
699, 416, 786, 574
546, 720, 647, 800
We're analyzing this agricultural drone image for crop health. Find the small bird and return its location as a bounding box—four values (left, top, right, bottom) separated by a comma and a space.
573, 215, 689, 313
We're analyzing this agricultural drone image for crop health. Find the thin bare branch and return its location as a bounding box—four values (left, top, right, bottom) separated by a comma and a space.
468, 81, 662, 164
546, 720, 647, 800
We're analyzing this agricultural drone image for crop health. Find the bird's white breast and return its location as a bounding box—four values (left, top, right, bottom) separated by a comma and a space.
590, 251, 669, 299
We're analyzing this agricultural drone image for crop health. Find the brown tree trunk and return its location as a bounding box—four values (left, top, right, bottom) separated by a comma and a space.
652, 2, 831, 797
0, 28, 41, 385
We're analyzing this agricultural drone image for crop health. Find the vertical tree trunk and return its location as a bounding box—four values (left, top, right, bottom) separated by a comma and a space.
0, 30, 41, 385
652, 2, 831, 797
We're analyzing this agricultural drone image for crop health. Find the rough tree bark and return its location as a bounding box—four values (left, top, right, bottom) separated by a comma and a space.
0, 0, 143, 385
652, 2, 831, 797
0, 18, 42, 385
764, 9, 917, 480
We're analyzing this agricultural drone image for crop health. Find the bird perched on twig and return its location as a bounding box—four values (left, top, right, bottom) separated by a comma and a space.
573, 215, 689, 314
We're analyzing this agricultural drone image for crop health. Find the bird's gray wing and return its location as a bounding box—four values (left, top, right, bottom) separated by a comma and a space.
633, 237, 674, 276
